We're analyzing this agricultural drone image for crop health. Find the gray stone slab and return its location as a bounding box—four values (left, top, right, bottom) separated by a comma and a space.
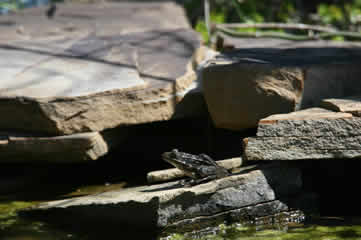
257, 108, 356, 137
0, 2, 205, 135
0, 46, 143, 98
24, 166, 302, 230
0, 2, 190, 41
0, 131, 108, 163
243, 107, 361, 161
244, 135, 361, 161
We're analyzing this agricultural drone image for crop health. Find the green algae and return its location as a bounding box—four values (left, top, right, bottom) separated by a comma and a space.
0, 201, 36, 221
164, 221, 361, 240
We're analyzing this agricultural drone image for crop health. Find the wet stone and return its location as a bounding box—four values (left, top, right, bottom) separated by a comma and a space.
23, 165, 304, 231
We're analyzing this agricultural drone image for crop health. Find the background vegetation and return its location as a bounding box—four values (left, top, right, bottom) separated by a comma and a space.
179, 0, 361, 42
1, 0, 360, 41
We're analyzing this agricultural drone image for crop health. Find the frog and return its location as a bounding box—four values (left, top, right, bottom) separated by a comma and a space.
162, 149, 230, 186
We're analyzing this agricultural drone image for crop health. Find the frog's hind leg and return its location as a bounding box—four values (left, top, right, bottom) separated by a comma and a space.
198, 153, 219, 167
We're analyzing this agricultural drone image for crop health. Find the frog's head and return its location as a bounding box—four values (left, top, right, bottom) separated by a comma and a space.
162, 149, 183, 167
162, 149, 197, 178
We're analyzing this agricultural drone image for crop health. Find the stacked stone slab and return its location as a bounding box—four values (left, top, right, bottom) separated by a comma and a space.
201, 40, 361, 131
243, 107, 361, 161
0, 2, 205, 163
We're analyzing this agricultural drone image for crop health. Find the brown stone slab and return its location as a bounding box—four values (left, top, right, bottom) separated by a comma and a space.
259, 107, 352, 123
0, 2, 205, 135
321, 96, 361, 117
201, 39, 361, 131
0, 132, 108, 163
202, 62, 304, 131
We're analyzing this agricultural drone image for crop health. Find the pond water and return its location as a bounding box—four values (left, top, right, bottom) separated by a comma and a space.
164, 218, 361, 240
1, 183, 361, 240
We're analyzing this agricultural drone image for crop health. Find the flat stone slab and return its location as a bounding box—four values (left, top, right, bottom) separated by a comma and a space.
257, 108, 355, 137
24, 165, 302, 231
201, 40, 361, 131
0, 2, 205, 135
321, 96, 361, 117
0, 131, 107, 163
243, 108, 361, 161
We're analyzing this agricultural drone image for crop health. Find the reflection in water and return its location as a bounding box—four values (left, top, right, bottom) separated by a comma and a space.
163, 217, 361, 240
1, 197, 361, 240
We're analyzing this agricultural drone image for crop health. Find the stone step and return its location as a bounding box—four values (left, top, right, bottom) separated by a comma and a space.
243, 108, 361, 161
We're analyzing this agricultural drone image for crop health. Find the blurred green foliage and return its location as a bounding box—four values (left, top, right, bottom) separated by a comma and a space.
181, 0, 361, 43
0, 0, 19, 12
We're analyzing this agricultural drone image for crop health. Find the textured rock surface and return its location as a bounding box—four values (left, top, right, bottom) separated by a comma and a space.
202, 61, 304, 131
243, 108, 361, 161
0, 132, 108, 163
257, 108, 354, 137
201, 40, 361, 131
24, 166, 302, 230
0, 2, 205, 135
244, 136, 361, 161
321, 96, 361, 117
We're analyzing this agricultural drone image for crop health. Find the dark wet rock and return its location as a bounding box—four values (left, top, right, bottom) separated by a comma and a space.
23, 165, 304, 231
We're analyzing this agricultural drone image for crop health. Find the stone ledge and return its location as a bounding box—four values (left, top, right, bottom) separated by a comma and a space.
243, 107, 361, 161
23, 165, 302, 229
0, 131, 108, 163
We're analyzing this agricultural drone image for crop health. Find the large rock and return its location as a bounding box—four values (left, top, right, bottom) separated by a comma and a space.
243, 108, 361, 161
201, 40, 361, 131
24, 165, 303, 231
0, 2, 205, 135
202, 59, 304, 131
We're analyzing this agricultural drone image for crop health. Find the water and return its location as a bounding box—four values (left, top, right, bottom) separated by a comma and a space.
1, 187, 361, 240
164, 218, 361, 240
